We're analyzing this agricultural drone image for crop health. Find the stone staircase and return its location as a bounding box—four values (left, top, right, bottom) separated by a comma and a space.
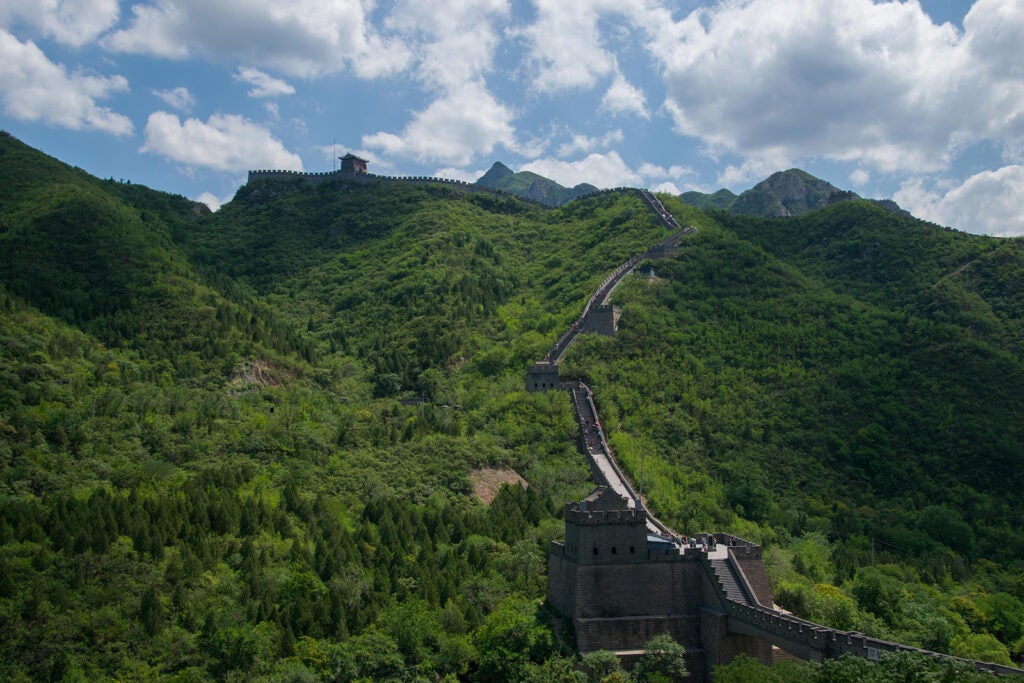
710, 559, 753, 606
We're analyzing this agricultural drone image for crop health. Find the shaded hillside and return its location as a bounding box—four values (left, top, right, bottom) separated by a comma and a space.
714, 201, 1024, 354
681, 168, 910, 218
475, 161, 598, 206
2, 135, 1024, 678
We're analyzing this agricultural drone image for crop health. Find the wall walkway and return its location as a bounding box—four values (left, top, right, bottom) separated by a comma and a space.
540, 189, 1024, 679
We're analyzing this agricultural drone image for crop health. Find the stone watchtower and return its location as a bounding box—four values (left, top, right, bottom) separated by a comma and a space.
547, 487, 773, 680
526, 361, 560, 392
339, 153, 368, 174
548, 487, 704, 658
584, 304, 621, 336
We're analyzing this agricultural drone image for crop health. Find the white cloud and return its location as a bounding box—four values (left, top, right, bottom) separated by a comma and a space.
386, 0, 509, 90
104, 0, 411, 79
717, 155, 792, 189
0, 0, 120, 46
894, 166, 1024, 237
140, 111, 303, 172
522, 0, 619, 92
849, 168, 870, 187
362, 81, 517, 166
152, 86, 195, 112
195, 190, 235, 212
601, 73, 648, 118
637, 161, 696, 183
522, 151, 640, 188
360, 0, 516, 167
651, 0, 1024, 177
234, 66, 295, 98
558, 129, 623, 157
0, 30, 132, 135
433, 166, 484, 183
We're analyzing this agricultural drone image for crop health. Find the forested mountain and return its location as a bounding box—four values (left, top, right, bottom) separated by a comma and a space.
475, 162, 598, 207
680, 168, 910, 218
1, 131, 1023, 680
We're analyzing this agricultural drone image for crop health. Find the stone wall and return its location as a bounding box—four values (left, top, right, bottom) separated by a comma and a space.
525, 362, 560, 392
585, 304, 620, 336
728, 545, 773, 607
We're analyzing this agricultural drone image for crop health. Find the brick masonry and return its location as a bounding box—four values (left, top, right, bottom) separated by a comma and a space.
547, 488, 774, 681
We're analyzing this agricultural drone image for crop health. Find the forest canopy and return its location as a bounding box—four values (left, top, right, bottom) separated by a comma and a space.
1, 132, 1023, 680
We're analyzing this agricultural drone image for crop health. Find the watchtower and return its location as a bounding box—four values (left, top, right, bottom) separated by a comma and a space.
548, 487, 776, 679
585, 304, 621, 336
339, 153, 368, 174
525, 361, 560, 392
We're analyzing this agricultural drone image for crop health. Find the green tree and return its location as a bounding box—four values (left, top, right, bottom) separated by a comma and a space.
474, 598, 554, 682
632, 633, 687, 682
950, 633, 1013, 667
580, 649, 627, 682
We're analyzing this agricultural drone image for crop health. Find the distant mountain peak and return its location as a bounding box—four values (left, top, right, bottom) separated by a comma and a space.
681, 168, 910, 219
475, 162, 597, 207
477, 162, 514, 186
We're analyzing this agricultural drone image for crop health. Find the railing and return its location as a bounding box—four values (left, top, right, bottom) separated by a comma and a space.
719, 597, 1024, 676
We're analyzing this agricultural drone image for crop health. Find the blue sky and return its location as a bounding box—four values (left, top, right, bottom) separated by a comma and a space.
1, 0, 1021, 236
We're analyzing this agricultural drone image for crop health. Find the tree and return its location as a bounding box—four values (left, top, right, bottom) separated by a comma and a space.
580, 649, 627, 682
632, 633, 687, 682
950, 633, 1013, 667
474, 598, 554, 682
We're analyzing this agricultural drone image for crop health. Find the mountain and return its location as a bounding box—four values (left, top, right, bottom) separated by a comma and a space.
681, 168, 911, 218
475, 161, 598, 206
2, 133, 1024, 678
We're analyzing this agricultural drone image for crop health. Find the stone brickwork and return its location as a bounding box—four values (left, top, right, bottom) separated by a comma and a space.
584, 304, 621, 336
525, 361, 560, 392
548, 487, 776, 681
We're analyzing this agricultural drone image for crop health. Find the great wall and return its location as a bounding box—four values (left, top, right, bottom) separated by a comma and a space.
248, 161, 1024, 681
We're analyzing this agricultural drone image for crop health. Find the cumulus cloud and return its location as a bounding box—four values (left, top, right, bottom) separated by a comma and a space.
234, 66, 295, 98
0, 0, 120, 46
522, 151, 641, 188
894, 166, 1024, 237
650, 0, 1024, 177
140, 111, 302, 172
362, 82, 517, 166
362, 1, 519, 167
636, 161, 699, 194
717, 155, 793, 189
152, 86, 195, 112
0, 30, 132, 135
601, 73, 648, 118
104, 0, 411, 79
558, 129, 623, 157
195, 190, 236, 212
849, 168, 870, 187
386, 0, 509, 90
522, 0, 620, 92
433, 166, 485, 183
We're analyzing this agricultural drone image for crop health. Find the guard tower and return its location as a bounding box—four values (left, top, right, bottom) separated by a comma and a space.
525, 361, 560, 392
585, 304, 621, 336
339, 153, 369, 174
548, 487, 780, 678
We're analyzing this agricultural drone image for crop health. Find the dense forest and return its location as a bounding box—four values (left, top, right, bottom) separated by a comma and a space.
1, 131, 1023, 681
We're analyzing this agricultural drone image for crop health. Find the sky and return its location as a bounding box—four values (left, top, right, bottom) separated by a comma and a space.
1, 0, 1022, 236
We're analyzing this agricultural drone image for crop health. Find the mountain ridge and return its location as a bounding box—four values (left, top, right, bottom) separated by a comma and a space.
474, 161, 598, 206
680, 167, 911, 218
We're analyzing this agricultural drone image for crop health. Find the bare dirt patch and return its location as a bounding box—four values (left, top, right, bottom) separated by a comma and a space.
469, 468, 527, 504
